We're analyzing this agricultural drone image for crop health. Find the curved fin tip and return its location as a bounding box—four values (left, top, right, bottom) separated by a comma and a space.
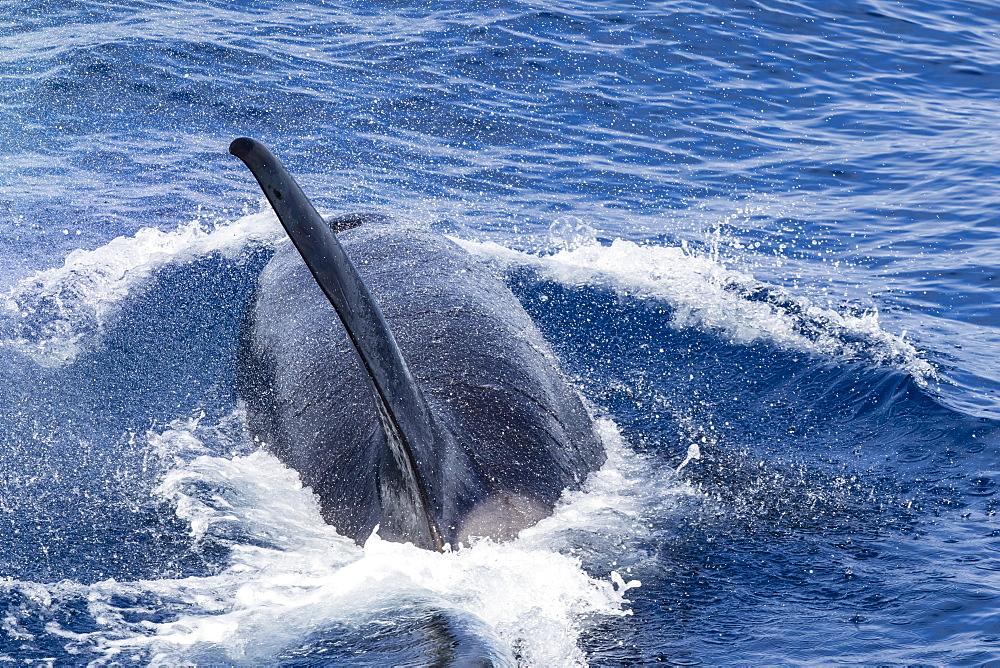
229, 137, 256, 159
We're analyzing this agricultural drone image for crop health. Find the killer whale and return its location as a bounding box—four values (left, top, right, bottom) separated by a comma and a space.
230, 138, 605, 550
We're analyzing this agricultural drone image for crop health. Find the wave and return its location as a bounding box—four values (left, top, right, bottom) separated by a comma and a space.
2, 211, 933, 383
457, 235, 934, 379
0, 418, 653, 666
0, 210, 283, 367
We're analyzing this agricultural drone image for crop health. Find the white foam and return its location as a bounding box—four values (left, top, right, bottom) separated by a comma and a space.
2, 210, 931, 378
3, 419, 666, 666
457, 237, 935, 378
0, 210, 283, 367
136, 419, 648, 665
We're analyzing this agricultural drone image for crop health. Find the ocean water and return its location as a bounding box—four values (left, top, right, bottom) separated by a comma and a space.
1, 0, 999, 664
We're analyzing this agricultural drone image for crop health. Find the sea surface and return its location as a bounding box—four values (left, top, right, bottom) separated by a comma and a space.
1, 0, 999, 664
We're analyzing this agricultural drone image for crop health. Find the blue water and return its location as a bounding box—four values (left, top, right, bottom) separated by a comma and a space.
1, 0, 999, 664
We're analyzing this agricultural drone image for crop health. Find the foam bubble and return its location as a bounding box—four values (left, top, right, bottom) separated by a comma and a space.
132, 420, 646, 665
0, 210, 283, 367
2, 213, 929, 378
457, 237, 935, 379
1, 418, 664, 666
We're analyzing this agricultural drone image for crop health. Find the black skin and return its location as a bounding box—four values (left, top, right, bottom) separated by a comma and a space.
236, 215, 606, 548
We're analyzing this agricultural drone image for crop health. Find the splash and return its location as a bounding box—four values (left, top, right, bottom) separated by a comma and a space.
0, 210, 283, 367
0, 420, 661, 666
2, 210, 931, 379
457, 237, 935, 379
135, 418, 644, 666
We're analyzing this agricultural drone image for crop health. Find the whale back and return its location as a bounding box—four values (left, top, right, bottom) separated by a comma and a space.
237, 220, 605, 546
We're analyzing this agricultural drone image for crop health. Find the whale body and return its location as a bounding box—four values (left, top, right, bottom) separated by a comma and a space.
231, 138, 605, 550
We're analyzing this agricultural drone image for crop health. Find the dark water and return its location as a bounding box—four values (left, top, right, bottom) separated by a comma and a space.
1, 0, 998, 664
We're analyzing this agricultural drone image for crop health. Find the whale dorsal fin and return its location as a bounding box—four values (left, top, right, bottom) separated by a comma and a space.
230, 137, 445, 551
